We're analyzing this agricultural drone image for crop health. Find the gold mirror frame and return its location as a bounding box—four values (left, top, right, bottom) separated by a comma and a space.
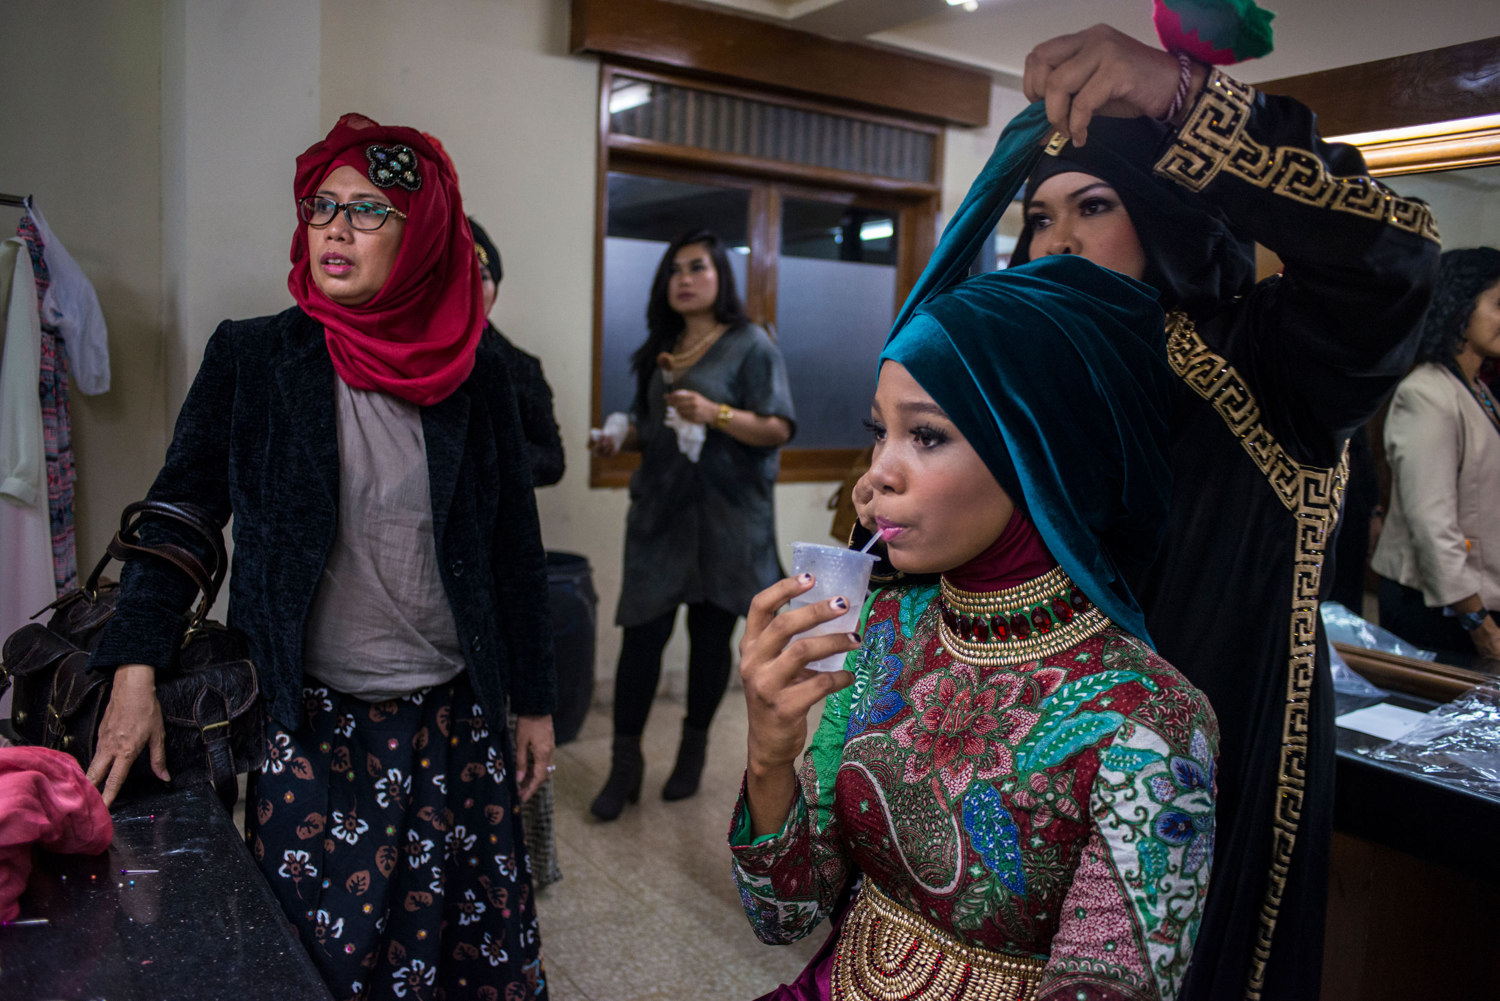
1330, 112, 1500, 176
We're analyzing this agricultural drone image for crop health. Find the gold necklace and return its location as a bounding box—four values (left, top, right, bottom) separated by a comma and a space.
937, 566, 1110, 666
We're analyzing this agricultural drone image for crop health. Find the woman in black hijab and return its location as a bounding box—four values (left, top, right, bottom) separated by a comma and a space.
1015, 26, 1440, 1001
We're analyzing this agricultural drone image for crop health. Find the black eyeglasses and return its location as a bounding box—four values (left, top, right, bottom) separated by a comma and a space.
297, 196, 408, 231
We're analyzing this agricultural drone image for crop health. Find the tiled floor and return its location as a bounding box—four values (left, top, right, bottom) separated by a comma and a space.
537, 690, 829, 1000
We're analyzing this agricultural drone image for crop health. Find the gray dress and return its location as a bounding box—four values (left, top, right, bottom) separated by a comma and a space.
616, 323, 796, 627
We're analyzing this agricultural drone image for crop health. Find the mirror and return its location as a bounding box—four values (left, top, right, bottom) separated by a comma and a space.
1333, 120, 1500, 694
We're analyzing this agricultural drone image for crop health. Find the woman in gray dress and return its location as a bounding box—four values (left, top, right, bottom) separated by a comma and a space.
589, 229, 795, 820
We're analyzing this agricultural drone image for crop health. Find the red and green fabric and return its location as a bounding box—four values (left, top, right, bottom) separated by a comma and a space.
1153, 0, 1275, 65
729, 584, 1220, 1001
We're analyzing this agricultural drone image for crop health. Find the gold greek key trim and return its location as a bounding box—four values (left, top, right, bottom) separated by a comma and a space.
1155, 69, 1440, 244
833, 881, 1045, 1001
1165, 312, 1348, 1001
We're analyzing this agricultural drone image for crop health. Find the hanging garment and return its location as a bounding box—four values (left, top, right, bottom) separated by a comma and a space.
15, 214, 77, 593
0, 236, 57, 640
24, 202, 109, 395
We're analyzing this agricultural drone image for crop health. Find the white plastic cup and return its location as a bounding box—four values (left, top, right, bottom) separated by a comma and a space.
788, 542, 877, 672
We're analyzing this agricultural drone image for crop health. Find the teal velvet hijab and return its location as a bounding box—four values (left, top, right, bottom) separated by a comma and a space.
880, 104, 1175, 645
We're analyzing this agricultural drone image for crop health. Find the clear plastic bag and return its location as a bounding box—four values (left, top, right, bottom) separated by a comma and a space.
1321, 601, 1437, 661
1320, 602, 1389, 697
1358, 683, 1500, 798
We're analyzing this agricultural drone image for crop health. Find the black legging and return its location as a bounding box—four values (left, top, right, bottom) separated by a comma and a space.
612, 602, 739, 737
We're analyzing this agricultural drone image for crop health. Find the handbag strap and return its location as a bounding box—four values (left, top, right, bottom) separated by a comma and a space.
83, 500, 229, 633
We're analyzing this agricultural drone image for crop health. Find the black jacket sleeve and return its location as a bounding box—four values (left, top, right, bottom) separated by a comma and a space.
1154, 70, 1441, 454
90, 322, 238, 676
478, 354, 557, 718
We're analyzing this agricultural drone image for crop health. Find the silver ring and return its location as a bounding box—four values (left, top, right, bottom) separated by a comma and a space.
545, 764, 557, 773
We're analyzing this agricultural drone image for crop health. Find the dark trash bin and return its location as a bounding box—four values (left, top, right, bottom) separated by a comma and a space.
545, 551, 597, 745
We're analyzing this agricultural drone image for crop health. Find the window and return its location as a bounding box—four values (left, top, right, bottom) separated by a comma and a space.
591, 66, 942, 485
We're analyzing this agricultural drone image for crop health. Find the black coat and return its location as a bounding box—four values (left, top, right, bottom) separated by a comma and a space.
90, 306, 556, 731
483, 323, 565, 488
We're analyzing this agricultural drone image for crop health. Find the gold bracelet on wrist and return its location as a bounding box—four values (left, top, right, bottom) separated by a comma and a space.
716, 403, 734, 430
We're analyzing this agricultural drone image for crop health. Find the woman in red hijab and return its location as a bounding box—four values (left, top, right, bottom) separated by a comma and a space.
85, 114, 556, 1000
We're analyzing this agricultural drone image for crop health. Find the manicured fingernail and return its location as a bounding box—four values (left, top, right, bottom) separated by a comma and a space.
831, 597, 848, 611
797, 573, 813, 584
848, 632, 862, 644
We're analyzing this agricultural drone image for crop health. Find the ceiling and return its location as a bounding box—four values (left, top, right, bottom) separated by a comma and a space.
687, 0, 1499, 88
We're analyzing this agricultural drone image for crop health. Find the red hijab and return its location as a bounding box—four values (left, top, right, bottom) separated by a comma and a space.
289, 113, 482, 406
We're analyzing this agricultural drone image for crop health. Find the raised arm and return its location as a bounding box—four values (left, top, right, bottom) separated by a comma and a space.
1153, 68, 1441, 445
1026, 25, 1441, 450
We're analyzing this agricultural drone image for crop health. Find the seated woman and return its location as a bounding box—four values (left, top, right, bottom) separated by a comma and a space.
732, 253, 1218, 1001
1373, 247, 1500, 665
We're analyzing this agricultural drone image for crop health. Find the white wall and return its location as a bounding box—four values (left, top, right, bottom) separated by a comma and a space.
162, 0, 322, 408
0, 0, 168, 565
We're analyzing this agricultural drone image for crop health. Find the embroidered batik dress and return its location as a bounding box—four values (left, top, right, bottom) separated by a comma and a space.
731, 572, 1219, 1001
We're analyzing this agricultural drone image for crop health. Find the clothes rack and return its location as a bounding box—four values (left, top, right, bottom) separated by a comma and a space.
0, 192, 32, 208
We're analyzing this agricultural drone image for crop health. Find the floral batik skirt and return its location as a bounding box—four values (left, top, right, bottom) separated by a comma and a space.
246, 673, 547, 1001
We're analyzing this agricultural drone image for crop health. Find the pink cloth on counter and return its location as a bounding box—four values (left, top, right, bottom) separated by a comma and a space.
0, 746, 113, 922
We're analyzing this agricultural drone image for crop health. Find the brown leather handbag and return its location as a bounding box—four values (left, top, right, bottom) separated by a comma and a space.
0, 500, 264, 804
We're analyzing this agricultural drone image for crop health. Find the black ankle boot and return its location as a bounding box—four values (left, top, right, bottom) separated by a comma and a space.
662, 723, 709, 801
590, 735, 643, 821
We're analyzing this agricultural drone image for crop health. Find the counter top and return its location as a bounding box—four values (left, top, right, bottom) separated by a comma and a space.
0, 784, 331, 1001
1334, 690, 1500, 882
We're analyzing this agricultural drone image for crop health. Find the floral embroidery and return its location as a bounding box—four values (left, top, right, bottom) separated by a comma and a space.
305, 686, 334, 716
458, 888, 488, 926
391, 956, 437, 997
898, 584, 939, 639
375, 767, 411, 809
486, 746, 507, 783
1092, 723, 1216, 997
468, 704, 490, 742
1007, 768, 1082, 829
846, 619, 906, 736
312, 908, 345, 946
481, 931, 510, 967
962, 784, 1025, 893
331, 809, 368, 846
891, 661, 1027, 802
265, 732, 296, 775
447, 824, 478, 858
278, 849, 317, 881
405, 831, 434, 869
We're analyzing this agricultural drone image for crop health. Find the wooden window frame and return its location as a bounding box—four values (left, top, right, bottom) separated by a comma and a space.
590, 63, 942, 487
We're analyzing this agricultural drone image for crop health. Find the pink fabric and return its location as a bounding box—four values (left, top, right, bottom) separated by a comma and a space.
944, 508, 1057, 593
0, 746, 113, 922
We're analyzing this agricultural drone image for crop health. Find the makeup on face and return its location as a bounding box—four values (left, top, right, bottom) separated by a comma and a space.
861, 362, 1014, 576
1024, 171, 1147, 282
668, 243, 719, 317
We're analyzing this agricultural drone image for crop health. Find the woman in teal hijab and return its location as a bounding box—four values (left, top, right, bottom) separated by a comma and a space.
727, 245, 1219, 1000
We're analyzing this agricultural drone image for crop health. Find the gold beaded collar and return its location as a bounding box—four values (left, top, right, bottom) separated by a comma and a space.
938, 565, 1110, 666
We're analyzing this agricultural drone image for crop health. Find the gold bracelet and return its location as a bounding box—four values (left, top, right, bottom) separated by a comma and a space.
716, 403, 734, 430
